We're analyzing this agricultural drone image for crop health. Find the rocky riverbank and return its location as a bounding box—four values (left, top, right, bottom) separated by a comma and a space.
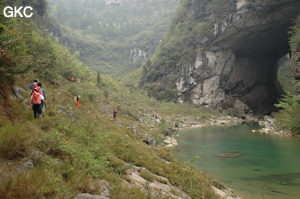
255, 115, 299, 137
177, 115, 250, 129
175, 114, 298, 137
163, 114, 299, 148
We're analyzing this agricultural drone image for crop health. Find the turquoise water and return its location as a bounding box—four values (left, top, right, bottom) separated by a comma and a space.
173, 123, 300, 199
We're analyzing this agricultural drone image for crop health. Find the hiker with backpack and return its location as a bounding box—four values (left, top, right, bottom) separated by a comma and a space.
37, 82, 46, 116
31, 88, 46, 118
71, 77, 77, 82
113, 109, 118, 122
76, 94, 81, 108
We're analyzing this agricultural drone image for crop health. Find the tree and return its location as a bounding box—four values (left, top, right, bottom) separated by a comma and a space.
0, 17, 33, 84
97, 72, 101, 87
275, 92, 300, 134
35, 0, 47, 17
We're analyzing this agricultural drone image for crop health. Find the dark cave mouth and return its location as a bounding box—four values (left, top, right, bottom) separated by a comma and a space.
228, 26, 292, 114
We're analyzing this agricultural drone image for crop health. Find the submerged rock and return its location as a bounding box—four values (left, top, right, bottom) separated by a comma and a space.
216, 150, 243, 158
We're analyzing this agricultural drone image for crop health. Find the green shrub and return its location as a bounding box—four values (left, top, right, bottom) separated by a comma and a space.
275, 92, 300, 134
289, 15, 300, 50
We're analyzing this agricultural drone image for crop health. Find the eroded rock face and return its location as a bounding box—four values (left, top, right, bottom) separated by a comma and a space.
175, 0, 300, 113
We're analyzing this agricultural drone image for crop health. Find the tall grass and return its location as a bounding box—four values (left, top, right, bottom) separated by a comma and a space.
0, 124, 37, 160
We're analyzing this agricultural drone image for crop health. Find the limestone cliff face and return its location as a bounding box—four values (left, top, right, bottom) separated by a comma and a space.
130, 48, 152, 63
142, 0, 300, 113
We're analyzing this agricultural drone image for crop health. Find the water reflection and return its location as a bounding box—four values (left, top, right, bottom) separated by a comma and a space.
173, 123, 300, 199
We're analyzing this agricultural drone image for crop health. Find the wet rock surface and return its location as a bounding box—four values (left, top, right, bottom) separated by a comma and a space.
216, 150, 243, 158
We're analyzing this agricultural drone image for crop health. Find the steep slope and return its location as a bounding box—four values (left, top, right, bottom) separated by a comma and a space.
141, 0, 300, 114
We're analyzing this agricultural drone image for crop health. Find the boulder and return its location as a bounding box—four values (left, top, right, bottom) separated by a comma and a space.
127, 125, 141, 138
142, 135, 156, 146
99, 180, 111, 198
234, 100, 249, 113
16, 159, 34, 172
11, 86, 26, 99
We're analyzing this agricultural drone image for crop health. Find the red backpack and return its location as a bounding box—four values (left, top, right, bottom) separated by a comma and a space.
35, 86, 44, 96
31, 91, 41, 104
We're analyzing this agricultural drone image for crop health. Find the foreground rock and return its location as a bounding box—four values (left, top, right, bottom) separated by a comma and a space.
124, 166, 240, 199
164, 136, 178, 147
212, 186, 241, 199
73, 179, 111, 199
125, 166, 190, 199
74, 194, 109, 199
256, 115, 297, 136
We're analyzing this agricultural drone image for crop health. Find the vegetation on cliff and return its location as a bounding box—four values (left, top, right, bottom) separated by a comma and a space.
275, 16, 300, 135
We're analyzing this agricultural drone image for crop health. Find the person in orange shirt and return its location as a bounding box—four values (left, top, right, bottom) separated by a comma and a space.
31, 88, 46, 118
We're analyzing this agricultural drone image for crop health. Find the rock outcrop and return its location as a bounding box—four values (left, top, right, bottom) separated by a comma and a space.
130, 48, 151, 63
125, 166, 190, 198
142, 0, 300, 114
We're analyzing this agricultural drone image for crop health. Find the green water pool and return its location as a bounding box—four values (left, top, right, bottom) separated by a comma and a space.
173, 123, 300, 199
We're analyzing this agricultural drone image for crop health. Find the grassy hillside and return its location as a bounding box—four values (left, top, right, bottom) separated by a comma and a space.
0, 3, 222, 198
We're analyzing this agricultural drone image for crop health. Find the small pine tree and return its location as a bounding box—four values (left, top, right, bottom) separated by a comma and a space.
275, 92, 300, 134
97, 72, 101, 87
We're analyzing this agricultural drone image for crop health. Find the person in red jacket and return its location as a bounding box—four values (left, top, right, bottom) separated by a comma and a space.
76, 95, 81, 108
31, 88, 46, 118
113, 109, 118, 121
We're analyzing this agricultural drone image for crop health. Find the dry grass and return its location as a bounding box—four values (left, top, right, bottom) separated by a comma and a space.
0, 124, 38, 160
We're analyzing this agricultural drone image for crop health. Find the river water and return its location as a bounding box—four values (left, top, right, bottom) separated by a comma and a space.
172, 123, 300, 199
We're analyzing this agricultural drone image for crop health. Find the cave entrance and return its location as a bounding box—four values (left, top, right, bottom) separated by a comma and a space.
228, 24, 292, 114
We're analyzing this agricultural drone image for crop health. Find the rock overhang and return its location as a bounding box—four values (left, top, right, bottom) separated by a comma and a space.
180, 0, 300, 113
